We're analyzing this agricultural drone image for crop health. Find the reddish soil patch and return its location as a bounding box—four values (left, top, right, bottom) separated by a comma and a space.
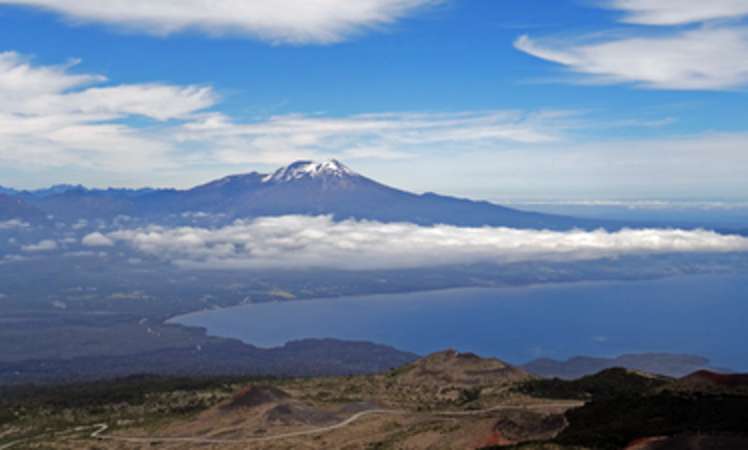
626, 433, 748, 450
476, 428, 513, 448
683, 370, 748, 387
624, 436, 668, 450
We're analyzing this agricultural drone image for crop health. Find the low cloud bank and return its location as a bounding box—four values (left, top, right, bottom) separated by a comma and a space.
103, 216, 748, 271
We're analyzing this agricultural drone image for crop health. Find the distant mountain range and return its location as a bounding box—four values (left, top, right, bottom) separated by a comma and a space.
522, 353, 729, 379
0, 338, 418, 385
0, 160, 613, 229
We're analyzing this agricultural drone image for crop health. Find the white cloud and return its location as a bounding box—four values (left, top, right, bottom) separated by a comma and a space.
604, 0, 748, 25
0, 0, 439, 44
179, 110, 568, 166
0, 219, 30, 230
58, 84, 217, 121
64, 250, 97, 257
71, 219, 88, 230
0, 50, 745, 198
21, 239, 58, 252
0, 51, 216, 173
1, 254, 28, 263
0, 50, 581, 182
516, 0, 748, 91
106, 216, 748, 271
81, 232, 114, 247
515, 27, 748, 90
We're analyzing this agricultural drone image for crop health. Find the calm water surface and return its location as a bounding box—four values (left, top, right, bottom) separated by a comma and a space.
171, 274, 748, 370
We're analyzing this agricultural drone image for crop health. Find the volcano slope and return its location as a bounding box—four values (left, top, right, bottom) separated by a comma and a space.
3, 351, 747, 450
0, 350, 580, 449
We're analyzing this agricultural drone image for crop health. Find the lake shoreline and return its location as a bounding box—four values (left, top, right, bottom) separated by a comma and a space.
169, 273, 748, 371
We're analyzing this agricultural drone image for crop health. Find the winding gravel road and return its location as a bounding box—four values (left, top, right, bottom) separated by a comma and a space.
89, 409, 406, 444
0, 400, 583, 448
89, 401, 582, 445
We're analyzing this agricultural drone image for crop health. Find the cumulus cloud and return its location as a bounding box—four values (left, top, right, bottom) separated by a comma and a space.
81, 232, 114, 247
21, 239, 58, 252
0, 0, 439, 44
516, 1, 748, 90
105, 216, 748, 271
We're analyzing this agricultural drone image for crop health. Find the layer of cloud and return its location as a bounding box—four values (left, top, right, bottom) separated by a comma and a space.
604, 0, 748, 25
21, 239, 57, 252
516, 1, 748, 90
105, 216, 748, 271
0, 0, 439, 44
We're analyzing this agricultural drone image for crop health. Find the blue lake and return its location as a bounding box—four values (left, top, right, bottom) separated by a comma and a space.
171, 274, 748, 371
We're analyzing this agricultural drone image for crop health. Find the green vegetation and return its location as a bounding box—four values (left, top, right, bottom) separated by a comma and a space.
0, 374, 276, 416
0, 373, 279, 444
458, 387, 482, 405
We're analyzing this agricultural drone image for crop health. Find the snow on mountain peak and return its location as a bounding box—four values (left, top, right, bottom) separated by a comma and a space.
263, 159, 356, 183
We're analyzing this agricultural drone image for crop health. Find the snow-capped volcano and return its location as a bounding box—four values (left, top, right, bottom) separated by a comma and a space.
0, 159, 608, 230
263, 159, 357, 183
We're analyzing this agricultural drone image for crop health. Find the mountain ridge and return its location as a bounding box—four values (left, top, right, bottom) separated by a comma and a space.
522, 353, 729, 379
0, 160, 612, 230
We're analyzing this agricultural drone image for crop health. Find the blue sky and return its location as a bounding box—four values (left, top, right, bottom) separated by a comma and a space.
1, 0, 747, 201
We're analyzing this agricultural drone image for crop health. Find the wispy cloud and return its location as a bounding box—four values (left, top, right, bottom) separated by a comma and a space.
0, 50, 580, 177
179, 110, 569, 166
106, 215, 748, 270
515, 27, 748, 90
516, 2, 748, 90
0, 0, 439, 44
603, 0, 748, 25
0, 51, 215, 172
1, 49, 745, 198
